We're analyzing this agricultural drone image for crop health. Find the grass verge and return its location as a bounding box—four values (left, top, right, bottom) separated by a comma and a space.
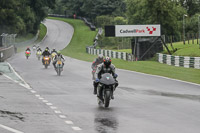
16, 33, 35, 43
48, 17, 98, 61
16, 23, 47, 52
49, 17, 200, 84
36, 23, 47, 43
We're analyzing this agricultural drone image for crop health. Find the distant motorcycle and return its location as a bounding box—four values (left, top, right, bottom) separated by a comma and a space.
32, 45, 36, 52
55, 57, 64, 76
25, 51, 31, 59
43, 56, 50, 69
97, 73, 116, 108
36, 51, 42, 60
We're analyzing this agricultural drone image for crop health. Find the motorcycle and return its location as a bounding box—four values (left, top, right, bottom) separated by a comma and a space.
55, 57, 64, 76
25, 51, 31, 59
43, 56, 50, 69
32, 45, 36, 52
97, 73, 116, 108
51, 52, 57, 60
36, 51, 42, 60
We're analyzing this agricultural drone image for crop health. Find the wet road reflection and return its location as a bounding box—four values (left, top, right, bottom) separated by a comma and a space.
94, 107, 118, 133
119, 86, 200, 102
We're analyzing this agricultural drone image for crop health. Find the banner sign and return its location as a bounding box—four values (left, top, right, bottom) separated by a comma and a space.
115, 25, 161, 37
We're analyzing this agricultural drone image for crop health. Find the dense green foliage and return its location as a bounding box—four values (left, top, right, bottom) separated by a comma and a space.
50, 0, 200, 50
50, 0, 200, 35
0, 0, 55, 35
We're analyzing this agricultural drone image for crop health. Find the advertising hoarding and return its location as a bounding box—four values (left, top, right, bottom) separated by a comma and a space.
115, 25, 161, 37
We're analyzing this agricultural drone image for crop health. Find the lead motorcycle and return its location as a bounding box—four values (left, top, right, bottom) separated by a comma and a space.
97, 73, 116, 108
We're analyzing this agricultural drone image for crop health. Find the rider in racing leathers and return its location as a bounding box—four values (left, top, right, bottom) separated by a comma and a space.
26, 47, 31, 52
42, 48, 51, 64
92, 54, 104, 85
51, 48, 57, 54
94, 56, 118, 99
91, 54, 104, 70
53, 51, 65, 69
37, 47, 42, 52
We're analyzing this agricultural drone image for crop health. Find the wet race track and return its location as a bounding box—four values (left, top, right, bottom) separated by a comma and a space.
1, 19, 200, 133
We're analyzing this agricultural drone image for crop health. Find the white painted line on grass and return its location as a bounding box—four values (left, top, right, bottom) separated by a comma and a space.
0, 124, 24, 133
50, 106, 57, 109
65, 121, 73, 125
72, 126, 82, 131
54, 110, 61, 114
46, 103, 53, 106
59, 115, 66, 118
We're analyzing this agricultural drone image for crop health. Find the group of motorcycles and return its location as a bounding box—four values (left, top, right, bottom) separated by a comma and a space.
26, 45, 116, 108
25, 45, 64, 76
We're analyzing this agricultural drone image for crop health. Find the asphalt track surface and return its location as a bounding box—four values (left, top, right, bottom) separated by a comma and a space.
1, 19, 200, 133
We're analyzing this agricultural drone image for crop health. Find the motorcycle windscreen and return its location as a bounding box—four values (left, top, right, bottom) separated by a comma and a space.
100, 73, 115, 85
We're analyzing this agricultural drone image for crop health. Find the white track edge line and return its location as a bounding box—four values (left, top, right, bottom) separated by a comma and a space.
118, 68, 200, 87
0, 124, 24, 133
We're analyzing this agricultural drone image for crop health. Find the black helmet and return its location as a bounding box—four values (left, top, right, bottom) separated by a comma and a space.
104, 56, 111, 67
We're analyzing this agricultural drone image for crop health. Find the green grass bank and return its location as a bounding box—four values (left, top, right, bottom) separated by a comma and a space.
49, 17, 200, 84
36, 23, 47, 43
16, 23, 47, 53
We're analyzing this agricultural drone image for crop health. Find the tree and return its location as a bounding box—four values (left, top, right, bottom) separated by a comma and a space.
178, 0, 200, 16
126, 0, 186, 35
0, 0, 56, 35
61, 0, 125, 20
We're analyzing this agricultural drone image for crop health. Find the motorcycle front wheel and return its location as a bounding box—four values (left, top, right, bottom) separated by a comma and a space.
104, 91, 111, 108
57, 68, 61, 76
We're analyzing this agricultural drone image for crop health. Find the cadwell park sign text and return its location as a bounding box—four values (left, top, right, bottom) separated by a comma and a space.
105, 25, 161, 37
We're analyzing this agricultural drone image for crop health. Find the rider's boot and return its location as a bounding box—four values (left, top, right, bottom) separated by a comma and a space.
93, 87, 97, 95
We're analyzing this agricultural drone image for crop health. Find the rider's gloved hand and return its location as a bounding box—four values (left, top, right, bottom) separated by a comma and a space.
114, 73, 118, 78
95, 78, 99, 82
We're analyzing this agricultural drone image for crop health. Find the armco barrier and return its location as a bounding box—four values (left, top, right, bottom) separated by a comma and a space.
86, 47, 134, 61
0, 45, 15, 62
157, 53, 200, 69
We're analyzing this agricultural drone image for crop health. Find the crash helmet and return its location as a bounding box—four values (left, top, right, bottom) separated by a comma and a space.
57, 51, 61, 56
103, 56, 111, 67
98, 54, 103, 61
